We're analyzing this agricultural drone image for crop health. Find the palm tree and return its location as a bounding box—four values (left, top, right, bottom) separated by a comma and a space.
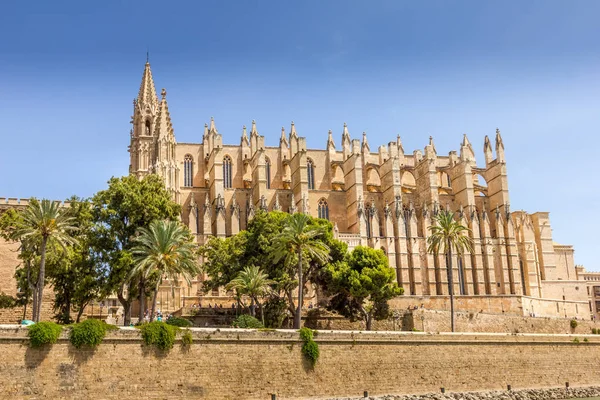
130, 220, 199, 322
272, 213, 330, 329
226, 266, 273, 324
426, 210, 473, 332
14, 200, 78, 322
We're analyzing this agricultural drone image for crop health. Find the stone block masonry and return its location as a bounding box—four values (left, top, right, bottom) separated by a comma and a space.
1, 327, 600, 399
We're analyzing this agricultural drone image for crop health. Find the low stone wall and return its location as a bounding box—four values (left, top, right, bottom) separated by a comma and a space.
2, 327, 600, 399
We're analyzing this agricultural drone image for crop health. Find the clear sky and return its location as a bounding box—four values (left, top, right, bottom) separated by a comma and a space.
1, 1, 599, 269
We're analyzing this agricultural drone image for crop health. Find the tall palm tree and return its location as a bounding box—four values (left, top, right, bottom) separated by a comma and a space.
272, 213, 330, 329
426, 210, 473, 332
130, 220, 199, 322
14, 200, 78, 322
226, 266, 273, 323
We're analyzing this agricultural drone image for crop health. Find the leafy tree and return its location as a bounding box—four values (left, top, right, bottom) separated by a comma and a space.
325, 246, 403, 330
130, 219, 199, 322
5, 200, 78, 322
91, 175, 181, 326
225, 266, 273, 322
426, 210, 473, 332
50, 198, 104, 323
272, 213, 330, 329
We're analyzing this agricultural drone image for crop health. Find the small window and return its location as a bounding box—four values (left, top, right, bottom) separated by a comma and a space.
307, 159, 315, 190
318, 198, 329, 220
184, 154, 193, 187
223, 155, 232, 189
265, 157, 271, 189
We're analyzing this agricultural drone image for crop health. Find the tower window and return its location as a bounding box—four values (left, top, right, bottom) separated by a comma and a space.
265, 157, 271, 189
184, 154, 193, 187
307, 159, 315, 190
223, 155, 232, 189
318, 198, 329, 220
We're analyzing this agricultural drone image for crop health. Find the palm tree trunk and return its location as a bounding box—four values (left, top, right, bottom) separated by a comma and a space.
446, 238, 455, 332
150, 280, 160, 322
139, 277, 146, 322
35, 236, 48, 322
295, 248, 303, 329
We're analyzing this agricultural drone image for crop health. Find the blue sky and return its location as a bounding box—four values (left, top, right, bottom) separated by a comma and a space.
1, 1, 599, 269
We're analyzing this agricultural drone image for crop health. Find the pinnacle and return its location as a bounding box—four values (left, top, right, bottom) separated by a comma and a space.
137, 61, 158, 108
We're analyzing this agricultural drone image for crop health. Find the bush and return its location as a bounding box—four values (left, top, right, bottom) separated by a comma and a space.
592, 328, 597, 334
28, 321, 63, 348
166, 316, 192, 327
232, 314, 263, 329
263, 297, 288, 328
181, 329, 193, 346
139, 321, 178, 350
573, 337, 580, 344
69, 319, 113, 348
302, 339, 320, 366
584, 338, 589, 343
299, 327, 314, 342
570, 319, 578, 329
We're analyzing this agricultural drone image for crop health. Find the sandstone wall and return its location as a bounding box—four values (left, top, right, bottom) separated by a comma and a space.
1, 327, 600, 399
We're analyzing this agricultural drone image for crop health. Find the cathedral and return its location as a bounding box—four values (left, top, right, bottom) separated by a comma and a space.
127, 60, 591, 319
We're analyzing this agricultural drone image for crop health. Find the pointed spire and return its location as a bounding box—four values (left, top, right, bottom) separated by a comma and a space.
397, 134, 404, 154
273, 193, 281, 211
462, 134, 470, 147
137, 60, 158, 108
154, 88, 175, 142
460, 133, 475, 163
428, 136, 437, 154
289, 192, 297, 214
250, 119, 258, 136
342, 122, 350, 139
484, 135, 493, 165
362, 132, 370, 152
290, 121, 297, 138
327, 129, 335, 150
241, 125, 249, 146
209, 116, 217, 133
495, 128, 505, 163
279, 127, 289, 147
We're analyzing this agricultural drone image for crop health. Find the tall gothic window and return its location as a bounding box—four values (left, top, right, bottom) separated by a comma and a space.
265, 157, 271, 189
184, 155, 193, 187
223, 155, 232, 189
318, 198, 329, 220
365, 202, 372, 239
307, 159, 315, 190
457, 256, 466, 295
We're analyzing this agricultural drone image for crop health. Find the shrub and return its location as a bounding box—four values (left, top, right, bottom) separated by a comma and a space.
299, 327, 314, 342
139, 321, 178, 350
573, 337, 580, 344
570, 319, 578, 329
69, 319, 115, 348
263, 297, 288, 328
28, 321, 63, 348
232, 314, 263, 329
584, 338, 589, 343
592, 328, 597, 335
181, 329, 193, 346
302, 339, 320, 366
166, 317, 192, 327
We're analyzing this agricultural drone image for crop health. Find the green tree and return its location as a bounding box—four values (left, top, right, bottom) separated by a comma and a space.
91, 175, 181, 326
225, 266, 273, 323
272, 213, 330, 329
130, 219, 199, 322
325, 246, 402, 330
9, 200, 78, 322
426, 210, 473, 332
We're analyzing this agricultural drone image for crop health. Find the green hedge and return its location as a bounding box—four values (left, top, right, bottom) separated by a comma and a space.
139, 321, 178, 350
232, 314, 263, 329
166, 316, 192, 327
69, 319, 115, 348
28, 321, 63, 348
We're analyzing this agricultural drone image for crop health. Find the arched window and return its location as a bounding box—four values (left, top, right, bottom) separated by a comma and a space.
318, 198, 329, 220
265, 157, 271, 189
307, 159, 315, 190
223, 155, 232, 189
184, 155, 193, 187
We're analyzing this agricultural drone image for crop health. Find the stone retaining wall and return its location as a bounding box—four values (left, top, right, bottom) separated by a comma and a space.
1, 327, 600, 399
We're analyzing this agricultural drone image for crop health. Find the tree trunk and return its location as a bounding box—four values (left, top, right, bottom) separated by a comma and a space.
446, 239, 455, 332
366, 313, 373, 331
258, 299, 265, 327
22, 301, 28, 322
117, 284, 131, 326
76, 306, 86, 323
149, 280, 160, 322
250, 297, 255, 317
294, 248, 303, 329
138, 277, 146, 322
34, 236, 48, 322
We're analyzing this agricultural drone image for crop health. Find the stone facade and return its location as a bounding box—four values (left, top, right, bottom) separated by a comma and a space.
127, 61, 589, 317
2, 327, 600, 399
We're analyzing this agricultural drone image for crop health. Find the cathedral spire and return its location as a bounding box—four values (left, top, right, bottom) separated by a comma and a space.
361, 132, 370, 153
484, 135, 493, 165
137, 60, 158, 109
209, 116, 217, 133
495, 128, 505, 163
290, 121, 298, 138
280, 126, 289, 147
327, 129, 335, 150
241, 125, 249, 146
